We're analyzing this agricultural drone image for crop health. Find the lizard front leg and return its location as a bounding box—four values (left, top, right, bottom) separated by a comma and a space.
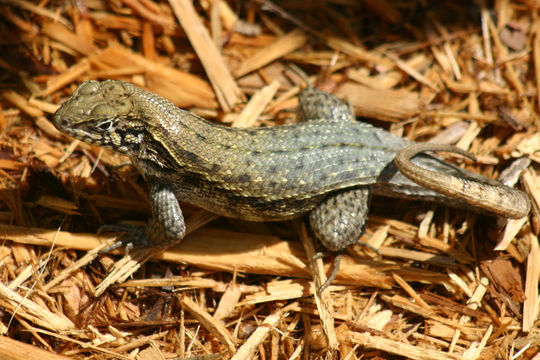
145, 178, 186, 247
102, 178, 186, 250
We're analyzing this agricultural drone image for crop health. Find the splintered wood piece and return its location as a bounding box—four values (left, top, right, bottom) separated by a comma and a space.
3, 91, 44, 117
231, 304, 289, 360
0, 281, 74, 331
335, 82, 420, 122
41, 21, 96, 56
232, 80, 280, 127
325, 37, 394, 68
350, 331, 461, 360
179, 294, 236, 354
92, 46, 217, 108
37, 59, 91, 97
233, 29, 307, 78
122, 0, 176, 30
523, 233, 540, 332
0, 224, 395, 288
0, 336, 72, 360
297, 222, 338, 355
170, 0, 243, 111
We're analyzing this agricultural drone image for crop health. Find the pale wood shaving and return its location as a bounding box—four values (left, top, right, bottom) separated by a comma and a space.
3, 91, 44, 117
33, 328, 126, 358
523, 233, 540, 332
43, 238, 117, 293
241, 279, 311, 305
27, 98, 60, 114
391, 273, 430, 309
232, 80, 280, 127
350, 331, 461, 360
380, 246, 457, 267
91, 46, 217, 108
94, 210, 218, 296
94, 247, 158, 297
41, 22, 96, 56
179, 294, 236, 354
0, 224, 395, 288
336, 82, 420, 122
448, 277, 489, 353
0, 335, 72, 360
346, 67, 403, 90
233, 29, 307, 78
325, 37, 394, 68
383, 294, 473, 332
200, 0, 239, 31
297, 223, 338, 355
4, 0, 70, 27
0, 281, 74, 331
209, 0, 222, 50
213, 282, 242, 320
33, 195, 79, 215
37, 59, 91, 97
35, 116, 66, 140
137, 341, 165, 360
385, 52, 440, 91
170, 0, 243, 111
230, 304, 289, 360
122, 0, 176, 30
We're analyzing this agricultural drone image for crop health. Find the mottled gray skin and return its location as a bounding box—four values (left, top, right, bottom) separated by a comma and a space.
52, 81, 529, 255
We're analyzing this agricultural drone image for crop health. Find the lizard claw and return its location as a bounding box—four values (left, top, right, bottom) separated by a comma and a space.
312, 250, 344, 295
312, 242, 380, 294
98, 223, 149, 253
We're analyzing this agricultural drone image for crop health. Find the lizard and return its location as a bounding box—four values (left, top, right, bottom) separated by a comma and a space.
52, 79, 530, 291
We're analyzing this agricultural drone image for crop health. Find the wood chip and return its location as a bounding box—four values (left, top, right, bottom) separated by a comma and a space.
523, 233, 540, 332
170, 0, 243, 111
0, 281, 74, 331
37, 59, 91, 97
233, 29, 307, 78
336, 82, 420, 121
232, 80, 280, 127
179, 294, 236, 354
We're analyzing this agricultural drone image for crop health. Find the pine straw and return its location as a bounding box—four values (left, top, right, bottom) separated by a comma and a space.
0, 0, 539, 359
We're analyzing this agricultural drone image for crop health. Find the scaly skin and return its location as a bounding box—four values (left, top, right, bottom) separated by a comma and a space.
52, 80, 530, 289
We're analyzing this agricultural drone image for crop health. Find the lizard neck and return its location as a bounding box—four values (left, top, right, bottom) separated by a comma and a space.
131, 85, 231, 174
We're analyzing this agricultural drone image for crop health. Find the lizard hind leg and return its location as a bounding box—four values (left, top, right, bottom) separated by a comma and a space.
308, 187, 371, 291
297, 86, 354, 123
309, 187, 371, 251
289, 63, 354, 123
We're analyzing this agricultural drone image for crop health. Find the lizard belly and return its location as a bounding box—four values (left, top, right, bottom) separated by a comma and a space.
170, 176, 327, 221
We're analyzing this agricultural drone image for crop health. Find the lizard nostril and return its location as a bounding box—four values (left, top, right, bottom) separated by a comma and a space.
60, 117, 71, 127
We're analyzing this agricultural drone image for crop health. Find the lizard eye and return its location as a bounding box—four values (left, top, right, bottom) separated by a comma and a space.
96, 118, 116, 131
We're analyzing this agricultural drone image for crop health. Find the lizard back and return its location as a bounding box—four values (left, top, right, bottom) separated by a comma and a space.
54, 80, 412, 220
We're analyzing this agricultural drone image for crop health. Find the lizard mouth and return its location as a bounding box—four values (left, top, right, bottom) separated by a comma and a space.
51, 113, 98, 144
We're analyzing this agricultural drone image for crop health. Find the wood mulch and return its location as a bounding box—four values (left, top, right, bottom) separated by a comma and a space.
0, 0, 539, 359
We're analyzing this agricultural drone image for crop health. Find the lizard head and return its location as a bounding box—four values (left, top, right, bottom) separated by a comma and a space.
53, 80, 145, 154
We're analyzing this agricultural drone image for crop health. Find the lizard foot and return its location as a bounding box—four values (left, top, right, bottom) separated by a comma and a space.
98, 223, 149, 253
311, 250, 344, 295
